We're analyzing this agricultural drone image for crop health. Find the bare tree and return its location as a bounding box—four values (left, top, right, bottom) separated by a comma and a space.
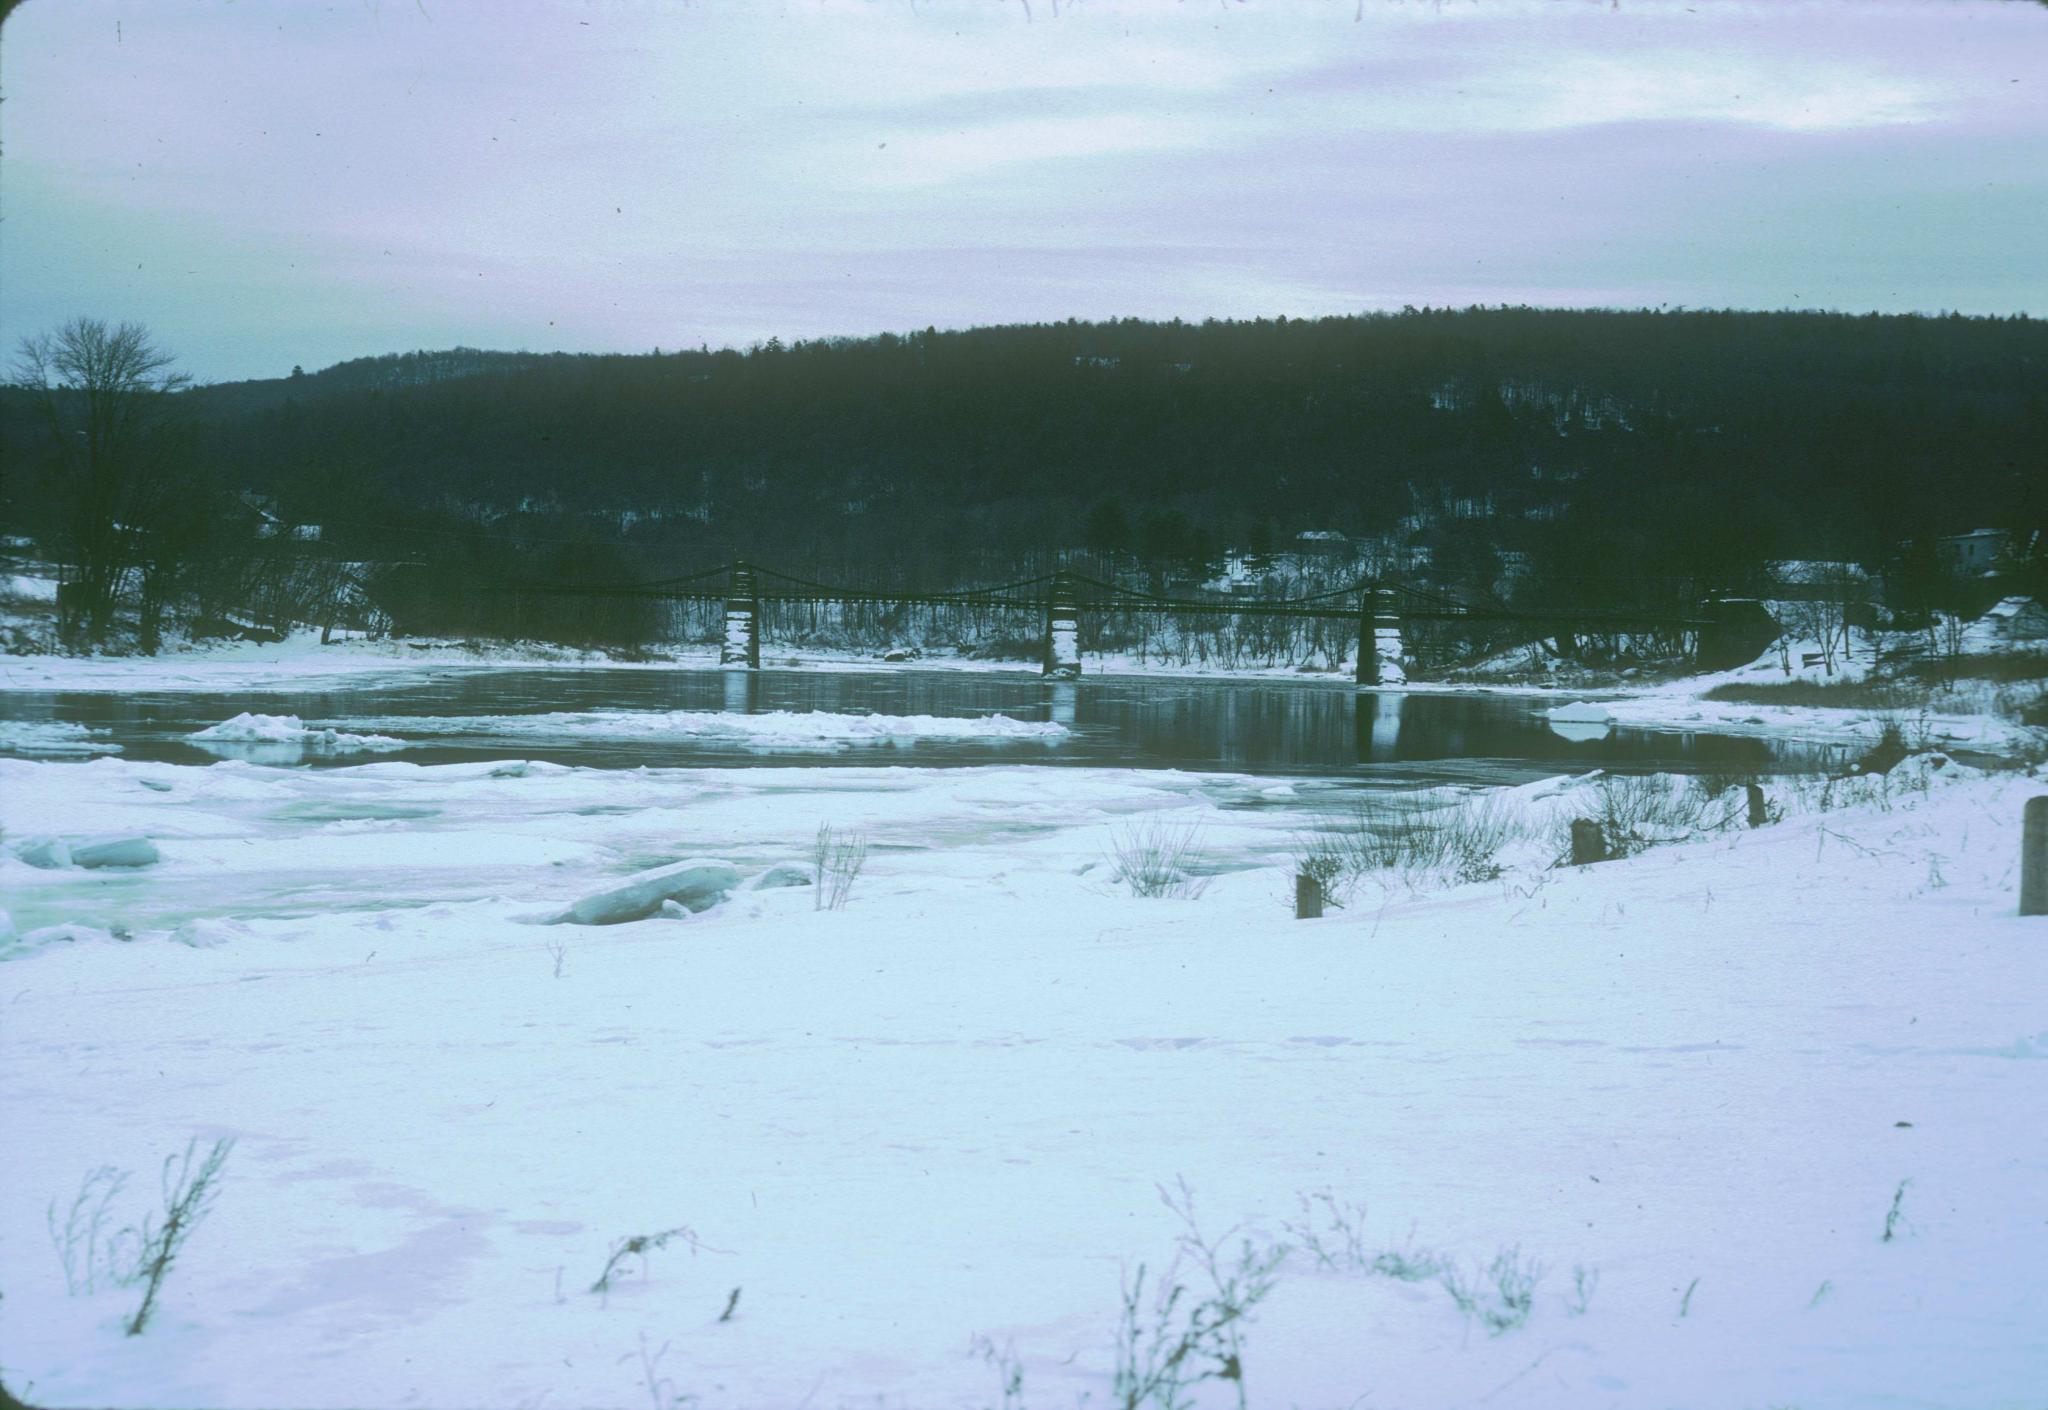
11, 319, 192, 645
1772, 559, 1869, 676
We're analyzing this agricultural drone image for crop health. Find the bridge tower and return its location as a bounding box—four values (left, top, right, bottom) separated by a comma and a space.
1355, 585, 1406, 687
1044, 570, 1082, 678
720, 560, 760, 669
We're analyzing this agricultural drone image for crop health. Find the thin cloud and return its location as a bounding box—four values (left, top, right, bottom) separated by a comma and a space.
2, 0, 2041, 381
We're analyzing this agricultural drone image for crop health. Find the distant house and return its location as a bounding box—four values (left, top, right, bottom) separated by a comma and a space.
1293, 530, 1350, 557
1937, 529, 2010, 576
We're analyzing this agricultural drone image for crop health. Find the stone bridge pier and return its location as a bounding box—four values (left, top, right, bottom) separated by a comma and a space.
721, 561, 760, 669
1356, 586, 1406, 686
1043, 571, 1082, 678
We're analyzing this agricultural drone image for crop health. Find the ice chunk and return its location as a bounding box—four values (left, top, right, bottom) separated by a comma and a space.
485, 760, 573, 779
192, 712, 321, 742
13, 837, 72, 869
1547, 700, 1616, 742
750, 862, 813, 890
72, 836, 160, 869
188, 712, 405, 756
555, 859, 742, 925
0, 720, 122, 756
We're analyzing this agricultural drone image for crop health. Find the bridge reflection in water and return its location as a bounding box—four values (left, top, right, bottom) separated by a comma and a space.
652, 670, 1835, 779
1021, 676, 1832, 779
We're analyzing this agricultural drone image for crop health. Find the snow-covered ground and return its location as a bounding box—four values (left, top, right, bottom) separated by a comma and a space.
0, 627, 1358, 692
1590, 638, 2044, 752
1595, 688, 2034, 752
0, 575, 58, 605
0, 631, 698, 694
4, 745, 2045, 1409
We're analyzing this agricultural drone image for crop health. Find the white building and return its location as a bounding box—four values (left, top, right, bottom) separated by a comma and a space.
1937, 529, 2010, 575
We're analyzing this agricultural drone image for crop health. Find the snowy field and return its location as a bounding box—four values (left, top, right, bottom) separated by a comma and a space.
4, 724, 2046, 1408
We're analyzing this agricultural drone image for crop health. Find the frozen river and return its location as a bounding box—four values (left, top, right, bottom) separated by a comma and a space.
0, 666, 1848, 781
0, 667, 1847, 942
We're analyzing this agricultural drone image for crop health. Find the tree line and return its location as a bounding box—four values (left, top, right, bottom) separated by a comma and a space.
2, 307, 2041, 651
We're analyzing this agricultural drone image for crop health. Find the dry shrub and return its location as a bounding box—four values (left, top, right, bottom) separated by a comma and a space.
1107, 816, 1212, 900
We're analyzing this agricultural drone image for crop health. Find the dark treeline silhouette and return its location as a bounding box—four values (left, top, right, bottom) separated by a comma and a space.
4, 306, 2042, 651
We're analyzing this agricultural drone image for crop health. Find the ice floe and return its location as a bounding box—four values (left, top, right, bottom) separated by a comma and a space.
362, 707, 1068, 748
187, 712, 406, 758
0, 720, 121, 757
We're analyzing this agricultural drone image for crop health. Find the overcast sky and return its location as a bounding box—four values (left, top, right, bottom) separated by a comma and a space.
3, 0, 2044, 383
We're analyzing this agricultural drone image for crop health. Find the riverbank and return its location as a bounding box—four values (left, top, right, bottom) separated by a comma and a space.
2, 746, 2044, 1408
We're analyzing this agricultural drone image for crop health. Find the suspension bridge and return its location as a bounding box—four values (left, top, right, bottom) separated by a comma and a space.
503, 560, 1779, 683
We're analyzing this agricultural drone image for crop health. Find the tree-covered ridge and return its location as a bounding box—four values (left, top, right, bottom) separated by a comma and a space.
6, 307, 2042, 611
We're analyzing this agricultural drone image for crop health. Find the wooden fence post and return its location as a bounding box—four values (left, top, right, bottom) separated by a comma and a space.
1355, 586, 1377, 686
2023, 796, 2048, 917
1746, 783, 1767, 829
1570, 818, 1606, 866
1295, 873, 1324, 919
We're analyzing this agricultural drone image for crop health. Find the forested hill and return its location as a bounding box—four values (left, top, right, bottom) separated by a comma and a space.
28, 307, 2048, 592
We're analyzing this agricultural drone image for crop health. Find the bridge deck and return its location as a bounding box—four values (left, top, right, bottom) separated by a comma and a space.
500, 567, 1709, 630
